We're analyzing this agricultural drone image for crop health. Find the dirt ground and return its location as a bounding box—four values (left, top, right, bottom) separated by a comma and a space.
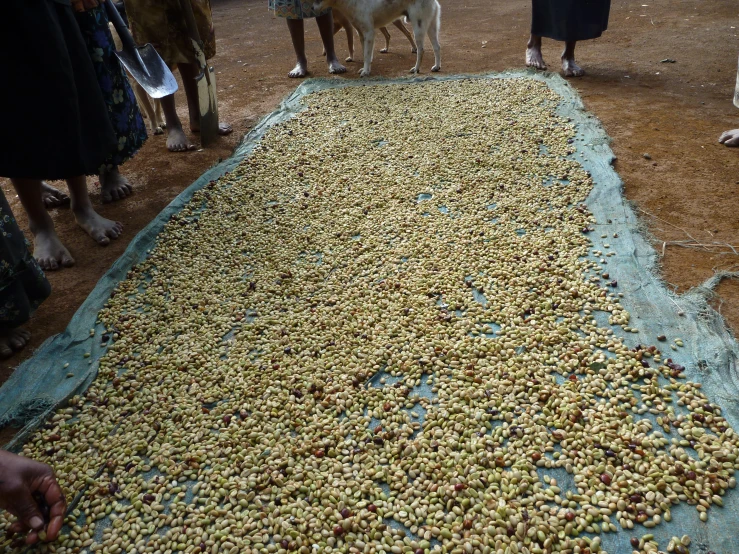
2, 0, 739, 390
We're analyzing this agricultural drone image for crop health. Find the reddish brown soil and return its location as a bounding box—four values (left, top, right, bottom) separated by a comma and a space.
2, 0, 739, 390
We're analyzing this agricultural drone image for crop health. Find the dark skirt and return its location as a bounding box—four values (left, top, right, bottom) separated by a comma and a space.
75, 6, 148, 171
0, 0, 117, 180
0, 190, 51, 332
531, 0, 611, 42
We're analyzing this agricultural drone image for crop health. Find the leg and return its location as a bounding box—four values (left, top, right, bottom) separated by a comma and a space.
99, 165, 133, 204
719, 129, 739, 146
180, 63, 233, 136
65, 175, 123, 246
286, 18, 309, 78
154, 99, 166, 131
321, 20, 341, 56
10, 179, 74, 271
526, 34, 546, 70
40, 182, 70, 210
428, 16, 441, 72
561, 41, 584, 77
316, 12, 347, 74
345, 24, 355, 61
134, 82, 164, 135
0, 328, 32, 360
160, 93, 195, 152
380, 27, 391, 53
393, 20, 417, 53
359, 29, 376, 77
410, 21, 425, 74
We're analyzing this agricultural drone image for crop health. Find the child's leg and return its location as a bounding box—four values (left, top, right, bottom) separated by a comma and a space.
286, 18, 309, 78
316, 11, 347, 74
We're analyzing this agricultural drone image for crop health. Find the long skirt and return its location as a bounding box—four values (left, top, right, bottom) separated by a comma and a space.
268, 0, 330, 20
0, 0, 117, 180
75, 5, 148, 172
531, 0, 611, 42
0, 189, 50, 332
125, 0, 216, 67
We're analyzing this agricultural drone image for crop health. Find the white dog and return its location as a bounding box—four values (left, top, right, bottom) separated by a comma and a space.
315, 0, 441, 77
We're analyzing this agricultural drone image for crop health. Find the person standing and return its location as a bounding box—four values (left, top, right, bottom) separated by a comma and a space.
525, 0, 611, 77
74, 0, 148, 203
719, 55, 739, 147
269, 0, 347, 78
124, 0, 233, 152
0, 0, 124, 272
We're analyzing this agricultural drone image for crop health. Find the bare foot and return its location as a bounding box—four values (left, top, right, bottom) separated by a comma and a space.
166, 123, 196, 152
327, 57, 347, 74
0, 328, 32, 359
40, 182, 70, 210
288, 62, 309, 78
562, 57, 585, 77
73, 206, 123, 246
33, 228, 75, 271
719, 129, 739, 147
100, 167, 133, 204
526, 47, 547, 70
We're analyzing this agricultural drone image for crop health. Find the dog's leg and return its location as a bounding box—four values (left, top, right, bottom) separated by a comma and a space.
380, 27, 390, 53
393, 19, 417, 53
428, 9, 441, 72
410, 19, 425, 73
135, 82, 164, 135
154, 99, 166, 131
345, 24, 354, 61
359, 28, 375, 77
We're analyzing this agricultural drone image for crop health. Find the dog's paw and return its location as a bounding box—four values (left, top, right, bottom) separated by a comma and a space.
154, 126, 165, 135
431, 65, 441, 73
380, 48, 388, 53
409, 67, 420, 74
345, 56, 353, 62
359, 68, 371, 77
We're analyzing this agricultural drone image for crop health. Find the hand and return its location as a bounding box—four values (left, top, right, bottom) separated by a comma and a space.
0, 451, 66, 545
71, 0, 100, 12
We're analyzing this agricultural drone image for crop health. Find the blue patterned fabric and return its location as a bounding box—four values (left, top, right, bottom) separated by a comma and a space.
75, 5, 147, 171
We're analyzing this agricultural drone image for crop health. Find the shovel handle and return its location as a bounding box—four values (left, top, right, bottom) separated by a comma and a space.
104, 0, 137, 53
178, 0, 205, 50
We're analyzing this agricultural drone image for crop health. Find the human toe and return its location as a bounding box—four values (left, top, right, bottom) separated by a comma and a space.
0, 341, 11, 359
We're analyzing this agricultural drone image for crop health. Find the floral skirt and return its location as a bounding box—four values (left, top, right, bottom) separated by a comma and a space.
268, 0, 330, 20
75, 6, 147, 172
0, 190, 50, 332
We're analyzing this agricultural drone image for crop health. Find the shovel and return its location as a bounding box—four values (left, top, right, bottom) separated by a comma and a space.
178, 0, 219, 147
103, 0, 179, 99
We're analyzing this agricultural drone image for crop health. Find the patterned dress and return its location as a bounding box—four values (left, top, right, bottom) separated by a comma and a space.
0, 189, 50, 332
124, 0, 216, 66
268, 0, 330, 20
75, 5, 147, 172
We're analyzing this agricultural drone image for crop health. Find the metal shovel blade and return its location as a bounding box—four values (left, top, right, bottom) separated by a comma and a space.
104, 0, 178, 99
115, 45, 179, 99
197, 66, 219, 147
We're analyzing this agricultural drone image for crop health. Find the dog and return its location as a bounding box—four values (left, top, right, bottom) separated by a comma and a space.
315, 0, 440, 77
108, 4, 166, 135
329, 9, 416, 62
